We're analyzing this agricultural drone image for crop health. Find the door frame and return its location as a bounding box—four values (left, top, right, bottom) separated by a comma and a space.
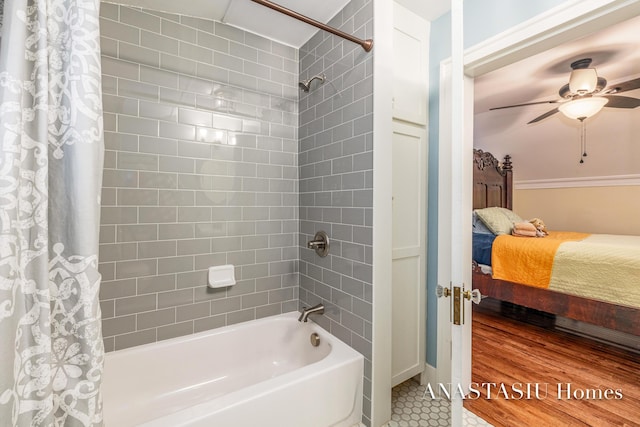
436, 0, 640, 423
371, 0, 394, 425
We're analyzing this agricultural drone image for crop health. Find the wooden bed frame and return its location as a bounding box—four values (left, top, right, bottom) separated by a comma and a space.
471, 149, 639, 336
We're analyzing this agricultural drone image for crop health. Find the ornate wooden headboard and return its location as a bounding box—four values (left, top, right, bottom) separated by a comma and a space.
473, 149, 513, 210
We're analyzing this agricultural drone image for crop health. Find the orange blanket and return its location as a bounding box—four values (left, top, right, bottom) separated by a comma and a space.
492, 231, 590, 288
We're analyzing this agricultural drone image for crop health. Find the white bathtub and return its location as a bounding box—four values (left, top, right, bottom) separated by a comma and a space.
102, 311, 364, 427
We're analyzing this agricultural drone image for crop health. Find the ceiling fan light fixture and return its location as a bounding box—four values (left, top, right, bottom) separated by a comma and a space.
558, 97, 609, 120
569, 68, 598, 94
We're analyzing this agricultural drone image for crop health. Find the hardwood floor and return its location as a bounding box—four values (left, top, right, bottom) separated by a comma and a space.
464, 305, 640, 427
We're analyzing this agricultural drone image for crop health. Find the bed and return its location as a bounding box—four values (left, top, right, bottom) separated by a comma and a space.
471, 149, 640, 336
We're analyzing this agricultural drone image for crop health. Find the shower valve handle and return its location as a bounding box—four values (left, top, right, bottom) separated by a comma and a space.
307, 231, 329, 257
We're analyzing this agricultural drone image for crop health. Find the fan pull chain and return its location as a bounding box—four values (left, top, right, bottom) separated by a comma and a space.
579, 118, 588, 164
583, 120, 588, 159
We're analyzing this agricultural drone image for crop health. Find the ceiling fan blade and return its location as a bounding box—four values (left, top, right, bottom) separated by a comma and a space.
606, 77, 640, 94
603, 95, 640, 109
490, 100, 559, 110
527, 107, 559, 124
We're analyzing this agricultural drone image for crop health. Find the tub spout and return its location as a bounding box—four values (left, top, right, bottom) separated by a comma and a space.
298, 304, 325, 322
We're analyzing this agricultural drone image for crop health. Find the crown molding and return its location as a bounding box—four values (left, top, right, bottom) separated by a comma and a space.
515, 174, 640, 189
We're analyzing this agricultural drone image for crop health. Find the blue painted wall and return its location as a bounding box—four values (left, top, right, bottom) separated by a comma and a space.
426, 0, 569, 367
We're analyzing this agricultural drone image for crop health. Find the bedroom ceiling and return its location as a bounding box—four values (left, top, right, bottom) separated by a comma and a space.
104, 0, 449, 48
474, 13, 640, 116
473, 13, 640, 181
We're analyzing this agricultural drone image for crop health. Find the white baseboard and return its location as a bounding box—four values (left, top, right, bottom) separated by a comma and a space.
419, 363, 437, 387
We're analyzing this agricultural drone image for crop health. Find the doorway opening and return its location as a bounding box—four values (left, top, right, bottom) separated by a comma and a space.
465, 2, 639, 427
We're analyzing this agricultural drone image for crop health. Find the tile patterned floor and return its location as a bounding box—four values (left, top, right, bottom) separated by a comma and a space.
386, 380, 494, 427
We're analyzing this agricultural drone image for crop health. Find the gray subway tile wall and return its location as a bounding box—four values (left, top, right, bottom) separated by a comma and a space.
99, 3, 299, 352
298, 0, 374, 425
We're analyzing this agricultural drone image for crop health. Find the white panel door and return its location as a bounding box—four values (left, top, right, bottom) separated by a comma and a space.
391, 121, 427, 387
392, 3, 429, 125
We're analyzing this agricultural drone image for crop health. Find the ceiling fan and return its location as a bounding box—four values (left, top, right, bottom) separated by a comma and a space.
490, 58, 640, 124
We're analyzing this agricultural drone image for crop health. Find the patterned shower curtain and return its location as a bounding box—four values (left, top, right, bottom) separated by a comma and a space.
0, 0, 105, 426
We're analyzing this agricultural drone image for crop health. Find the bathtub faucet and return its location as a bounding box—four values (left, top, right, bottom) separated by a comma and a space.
298, 304, 325, 322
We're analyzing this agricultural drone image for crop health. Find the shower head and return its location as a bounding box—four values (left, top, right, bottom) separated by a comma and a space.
298, 81, 311, 92
299, 74, 326, 92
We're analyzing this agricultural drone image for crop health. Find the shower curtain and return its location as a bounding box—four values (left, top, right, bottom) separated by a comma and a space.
0, 0, 105, 426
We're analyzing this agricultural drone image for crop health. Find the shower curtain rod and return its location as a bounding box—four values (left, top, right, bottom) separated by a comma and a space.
250, 0, 373, 52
